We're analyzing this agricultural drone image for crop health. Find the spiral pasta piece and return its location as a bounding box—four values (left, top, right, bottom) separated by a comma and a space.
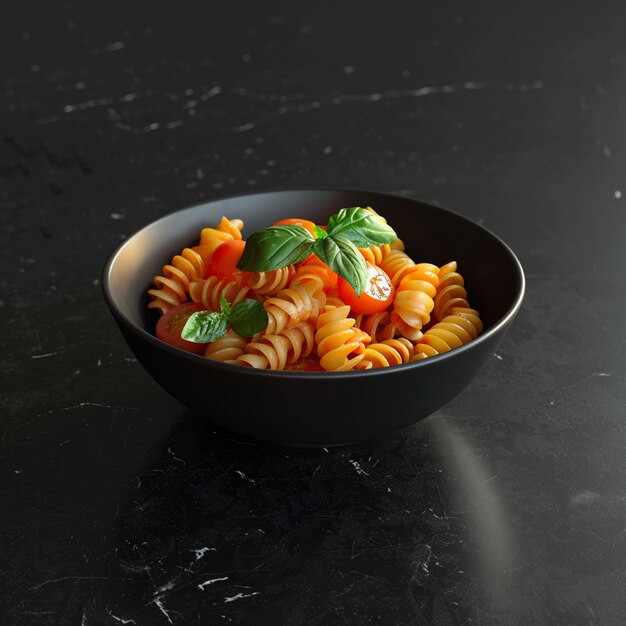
412, 310, 483, 360
356, 338, 414, 369
189, 276, 250, 311
433, 261, 471, 321
148, 247, 206, 314
246, 265, 295, 298
264, 279, 326, 335
390, 283, 434, 340
199, 216, 244, 254
234, 322, 315, 370
358, 243, 392, 265
355, 310, 396, 342
292, 257, 337, 293
315, 305, 366, 371
216, 216, 244, 239
204, 329, 248, 362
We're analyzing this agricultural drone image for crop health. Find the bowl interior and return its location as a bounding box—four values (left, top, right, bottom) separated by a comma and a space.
106, 189, 523, 341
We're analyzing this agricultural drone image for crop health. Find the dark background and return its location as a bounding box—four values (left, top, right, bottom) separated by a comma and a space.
2, 1, 626, 624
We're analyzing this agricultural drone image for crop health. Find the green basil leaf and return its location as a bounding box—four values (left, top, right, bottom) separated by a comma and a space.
314, 224, 328, 239
228, 299, 268, 338
219, 293, 232, 318
237, 225, 314, 272
313, 234, 368, 295
325, 207, 397, 247
181, 311, 228, 343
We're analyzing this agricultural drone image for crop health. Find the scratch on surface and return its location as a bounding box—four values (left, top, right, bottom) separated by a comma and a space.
51, 402, 138, 413
29, 575, 119, 591
193, 547, 217, 560
549, 372, 612, 405
32, 351, 61, 359
167, 446, 186, 466
154, 580, 176, 595
349, 459, 370, 476
105, 80, 543, 134
223, 591, 260, 603
227, 80, 545, 132
198, 576, 229, 591
152, 596, 173, 624
107, 608, 136, 624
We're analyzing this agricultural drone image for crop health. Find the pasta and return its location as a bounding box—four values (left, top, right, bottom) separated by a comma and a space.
147, 216, 244, 314
412, 310, 483, 360
263, 278, 326, 334
189, 276, 250, 311
246, 266, 295, 297
149, 210, 483, 371
147, 247, 205, 314
233, 322, 315, 370
315, 305, 367, 371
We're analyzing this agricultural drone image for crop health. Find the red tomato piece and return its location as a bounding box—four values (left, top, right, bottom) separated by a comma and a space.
206, 239, 246, 280
273, 217, 317, 237
337, 262, 394, 315
156, 302, 208, 354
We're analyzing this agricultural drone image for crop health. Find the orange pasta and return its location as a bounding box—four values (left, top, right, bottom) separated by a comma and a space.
149, 211, 483, 370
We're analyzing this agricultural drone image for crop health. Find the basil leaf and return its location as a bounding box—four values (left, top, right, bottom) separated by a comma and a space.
313, 234, 368, 295
181, 311, 228, 343
314, 225, 328, 239
228, 299, 268, 338
219, 293, 232, 318
237, 225, 314, 272
325, 207, 397, 247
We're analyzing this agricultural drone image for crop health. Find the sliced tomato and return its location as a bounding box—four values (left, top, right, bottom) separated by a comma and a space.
273, 217, 317, 237
337, 262, 394, 315
156, 303, 208, 354
206, 239, 246, 280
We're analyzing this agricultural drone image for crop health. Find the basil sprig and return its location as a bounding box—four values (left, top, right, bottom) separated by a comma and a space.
237, 207, 396, 294
237, 225, 315, 272
181, 295, 268, 343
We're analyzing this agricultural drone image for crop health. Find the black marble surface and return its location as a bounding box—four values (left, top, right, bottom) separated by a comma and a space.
2, 1, 626, 624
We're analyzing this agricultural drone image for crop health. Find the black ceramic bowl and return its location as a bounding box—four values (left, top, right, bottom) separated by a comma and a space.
103, 189, 524, 446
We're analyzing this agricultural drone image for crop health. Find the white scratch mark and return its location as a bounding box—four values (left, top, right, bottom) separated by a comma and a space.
349, 459, 369, 476
107, 608, 136, 624
167, 447, 186, 465
110, 212, 125, 220
155, 580, 176, 594
223, 591, 260, 603
193, 547, 216, 560
198, 576, 229, 590
494, 353, 503, 360
32, 352, 60, 359
64, 98, 113, 113
152, 597, 172, 624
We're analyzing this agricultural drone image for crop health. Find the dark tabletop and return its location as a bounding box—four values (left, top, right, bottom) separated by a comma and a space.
2, 1, 626, 624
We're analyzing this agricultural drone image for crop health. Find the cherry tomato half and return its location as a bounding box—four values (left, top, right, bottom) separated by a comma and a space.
206, 239, 246, 280
273, 217, 317, 237
337, 262, 394, 315
156, 302, 208, 354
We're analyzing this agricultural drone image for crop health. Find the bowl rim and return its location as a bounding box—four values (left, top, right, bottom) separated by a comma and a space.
102, 187, 525, 380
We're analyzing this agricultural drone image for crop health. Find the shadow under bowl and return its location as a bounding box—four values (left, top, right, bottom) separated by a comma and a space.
102, 189, 525, 446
